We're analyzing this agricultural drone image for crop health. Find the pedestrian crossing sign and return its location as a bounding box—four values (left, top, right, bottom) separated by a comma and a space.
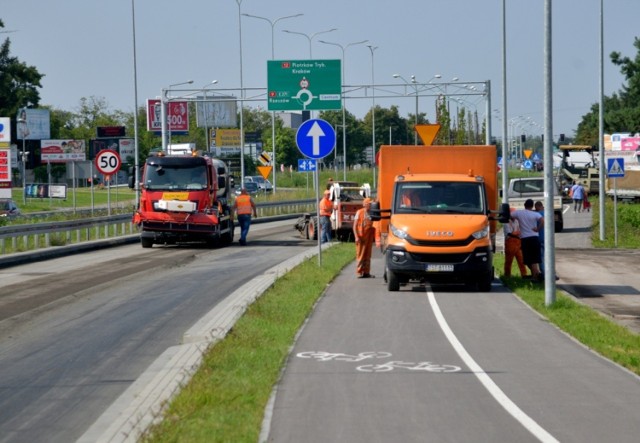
607, 158, 625, 178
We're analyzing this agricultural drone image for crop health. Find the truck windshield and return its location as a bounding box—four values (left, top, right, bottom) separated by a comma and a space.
394, 182, 485, 214
144, 164, 208, 191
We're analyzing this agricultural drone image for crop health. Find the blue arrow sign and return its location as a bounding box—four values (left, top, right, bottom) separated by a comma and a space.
298, 158, 317, 171
523, 159, 533, 170
607, 157, 625, 178
296, 118, 336, 159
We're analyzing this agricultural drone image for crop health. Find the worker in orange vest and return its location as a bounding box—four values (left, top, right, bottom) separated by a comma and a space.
353, 198, 376, 278
319, 189, 334, 243
232, 187, 257, 246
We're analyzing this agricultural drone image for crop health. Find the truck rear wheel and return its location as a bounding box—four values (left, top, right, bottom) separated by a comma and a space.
141, 237, 153, 248
308, 218, 318, 241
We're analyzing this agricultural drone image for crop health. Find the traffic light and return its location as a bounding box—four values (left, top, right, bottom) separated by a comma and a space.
520, 134, 526, 143
559, 134, 565, 142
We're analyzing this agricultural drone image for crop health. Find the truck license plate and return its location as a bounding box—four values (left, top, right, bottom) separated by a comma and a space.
426, 264, 454, 272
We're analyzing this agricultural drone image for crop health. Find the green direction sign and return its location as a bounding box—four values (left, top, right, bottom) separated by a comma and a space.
267, 59, 342, 111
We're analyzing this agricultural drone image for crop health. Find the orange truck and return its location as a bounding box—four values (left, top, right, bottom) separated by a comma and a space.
373, 143, 503, 291
131, 151, 234, 248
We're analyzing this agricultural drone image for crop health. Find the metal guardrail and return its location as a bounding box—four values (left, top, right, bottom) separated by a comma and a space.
0, 199, 316, 256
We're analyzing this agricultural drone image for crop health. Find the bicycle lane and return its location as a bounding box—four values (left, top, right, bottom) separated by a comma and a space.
263, 249, 640, 443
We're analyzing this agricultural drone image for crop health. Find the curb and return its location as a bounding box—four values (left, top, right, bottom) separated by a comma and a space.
77, 242, 334, 443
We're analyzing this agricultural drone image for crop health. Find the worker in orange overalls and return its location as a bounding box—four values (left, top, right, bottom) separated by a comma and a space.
232, 187, 257, 246
401, 188, 422, 207
353, 198, 376, 278
503, 210, 528, 278
319, 189, 334, 243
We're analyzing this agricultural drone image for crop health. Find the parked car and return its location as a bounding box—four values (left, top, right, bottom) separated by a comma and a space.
235, 181, 259, 196
244, 175, 273, 192
0, 199, 21, 217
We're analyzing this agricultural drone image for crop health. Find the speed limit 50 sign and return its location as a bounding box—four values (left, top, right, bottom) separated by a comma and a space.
95, 149, 122, 175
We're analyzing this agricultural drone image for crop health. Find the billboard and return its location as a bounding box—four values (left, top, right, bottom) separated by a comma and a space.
146, 99, 190, 133
195, 96, 237, 128
16, 108, 51, 140
41, 139, 87, 163
89, 138, 134, 163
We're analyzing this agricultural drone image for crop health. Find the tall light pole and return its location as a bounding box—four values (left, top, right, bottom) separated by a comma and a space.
161, 80, 193, 152
131, 0, 140, 207
242, 12, 303, 193
282, 28, 337, 58
234, 0, 246, 184
367, 45, 378, 190
17, 114, 27, 204
598, 0, 605, 241
501, 0, 509, 203
319, 39, 368, 180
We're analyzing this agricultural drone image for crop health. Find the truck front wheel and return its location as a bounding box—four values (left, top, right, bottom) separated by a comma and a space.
141, 237, 154, 248
386, 268, 400, 292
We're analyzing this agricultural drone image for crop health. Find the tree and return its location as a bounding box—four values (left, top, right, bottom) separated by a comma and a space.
575, 37, 640, 144
0, 20, 44, 120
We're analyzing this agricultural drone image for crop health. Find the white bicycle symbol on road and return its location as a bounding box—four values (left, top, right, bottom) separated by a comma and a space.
296, 351, 461, 373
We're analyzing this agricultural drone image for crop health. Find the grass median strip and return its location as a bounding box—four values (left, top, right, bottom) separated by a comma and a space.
142, 243, 355, 443
495, 255, 640, 376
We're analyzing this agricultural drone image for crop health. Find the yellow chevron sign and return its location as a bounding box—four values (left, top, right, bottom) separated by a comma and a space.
258, 152, 272, 166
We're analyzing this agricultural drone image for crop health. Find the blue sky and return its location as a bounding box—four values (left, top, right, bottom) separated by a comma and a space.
3, 0, 639, 139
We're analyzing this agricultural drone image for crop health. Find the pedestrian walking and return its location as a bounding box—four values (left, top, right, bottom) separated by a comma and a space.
232, 187, 257, 246
353, 198, 376, 278
319, 189, 334, 244
503, 211, 528, 278
510, 199, 544, 282
570, 181, 585, 213
583, 191, 591, 212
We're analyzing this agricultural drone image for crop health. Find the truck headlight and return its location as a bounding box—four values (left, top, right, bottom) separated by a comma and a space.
390, 223, 409, 240
472, 225, 490, 240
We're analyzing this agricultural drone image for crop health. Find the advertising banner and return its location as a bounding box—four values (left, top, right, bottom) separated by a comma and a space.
15, 108, 51, 140
146, 99, 190, 133
41, 139, 87, 163
196, 96, 237, 128
0, 118, 11, 195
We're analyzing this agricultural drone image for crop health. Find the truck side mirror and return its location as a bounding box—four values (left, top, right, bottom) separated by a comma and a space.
498, 202, 511, 223
370, 201, 381, 221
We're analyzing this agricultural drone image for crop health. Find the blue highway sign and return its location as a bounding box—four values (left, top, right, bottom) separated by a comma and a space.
296, 118, 336, 159
298, 158, 317, 172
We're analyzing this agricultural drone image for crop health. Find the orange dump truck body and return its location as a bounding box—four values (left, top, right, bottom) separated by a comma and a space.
376, 145, 498, 291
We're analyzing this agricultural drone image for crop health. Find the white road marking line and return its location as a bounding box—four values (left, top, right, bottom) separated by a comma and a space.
427, 290, 559, 443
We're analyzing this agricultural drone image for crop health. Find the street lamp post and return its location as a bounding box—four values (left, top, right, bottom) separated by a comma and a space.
131, 0, 141, 207
282, 28, 337, 58
161, 80, 193, 152
234, 0, 246, 184
17, 116, 27, 204
392, 74, 419, 145
367, 45, 378, 190
242, 12, 303, 194
319, 39, 368, 180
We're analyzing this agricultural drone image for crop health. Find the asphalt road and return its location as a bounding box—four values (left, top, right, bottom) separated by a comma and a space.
264, 205, 640, 442
0, 220, 306, 443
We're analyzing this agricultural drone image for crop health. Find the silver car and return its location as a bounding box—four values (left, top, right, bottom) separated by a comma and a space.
244, 176, 273, 192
